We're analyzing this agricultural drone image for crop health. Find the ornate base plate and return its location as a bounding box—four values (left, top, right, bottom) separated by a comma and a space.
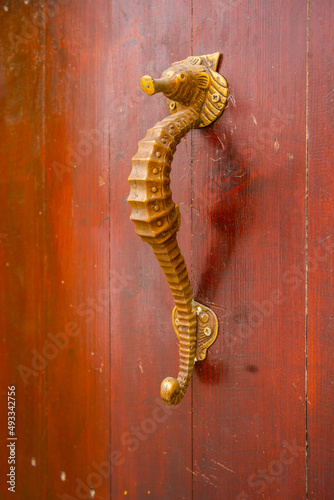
172, 301, 219, 361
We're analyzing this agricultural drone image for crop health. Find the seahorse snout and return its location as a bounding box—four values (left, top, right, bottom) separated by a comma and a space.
140, 75, 172, 96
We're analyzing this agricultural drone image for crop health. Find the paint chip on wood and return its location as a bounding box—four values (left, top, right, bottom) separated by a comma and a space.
31, 457, 36, 467
138, 358, 143, 374
60, 470, 66, 481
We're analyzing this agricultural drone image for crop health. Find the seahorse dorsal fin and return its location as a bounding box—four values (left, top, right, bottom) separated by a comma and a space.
171, 56, 201, 67
185, 56, 202, 66
200, 52, 220, 71
171, 53, 220, 70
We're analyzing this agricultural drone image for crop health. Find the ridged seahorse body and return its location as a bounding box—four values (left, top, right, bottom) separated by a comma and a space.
128, 53, 228, 405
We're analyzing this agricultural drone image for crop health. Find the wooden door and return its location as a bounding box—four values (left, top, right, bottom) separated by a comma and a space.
1, 1, 333, 499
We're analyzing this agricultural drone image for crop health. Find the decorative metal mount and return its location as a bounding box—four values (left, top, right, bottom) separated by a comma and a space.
128, 52, 228, 405
172, 302, 219, 362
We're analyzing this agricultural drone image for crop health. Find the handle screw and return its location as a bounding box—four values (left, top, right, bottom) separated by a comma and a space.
175, 318, 179, 326
212, 93, 220, 102
204, 327, 211, 337
169, 101, 176, 110
199, 312, 209, 323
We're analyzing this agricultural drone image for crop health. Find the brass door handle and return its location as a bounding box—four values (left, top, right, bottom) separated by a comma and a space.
128, 53, 228, 405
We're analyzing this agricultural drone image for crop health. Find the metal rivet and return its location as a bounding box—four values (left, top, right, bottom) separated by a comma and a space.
169, 101, 176, 110
153, 168, 158, 174
175, 318, 179, 325
157, 221, 162, 227
161, 138, 167, 144
204, 327, 211, 337
151, 187, 157, 193
199, 312, 209, 323
156, 151, 161, 158
212, 93, 220, 102
154, 205, 160, 212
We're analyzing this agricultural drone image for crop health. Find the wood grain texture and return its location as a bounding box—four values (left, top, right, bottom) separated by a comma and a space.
44, 1, 111, 498
1, 0, 334, 498
109, 0, 193, 497
0, 2, 47, 498
191, 1, 307, 498
307, 0, 334, 497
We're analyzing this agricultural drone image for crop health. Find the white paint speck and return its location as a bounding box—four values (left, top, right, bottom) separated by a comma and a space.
31, 457, 36, 466
60, 470, 66, 481
251, 114, 257, 125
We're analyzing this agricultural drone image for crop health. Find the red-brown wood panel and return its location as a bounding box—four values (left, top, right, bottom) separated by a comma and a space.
308, 0, 334, 497
0, 2, 47, 498
108, 1, 193, 498
3, 1, 334, 499
192, 2, 307, 498
44, 1, 111, 498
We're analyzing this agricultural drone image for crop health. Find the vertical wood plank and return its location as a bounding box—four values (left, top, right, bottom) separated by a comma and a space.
192, 2, 307, 498
308, 0, 334, 497
0, 1, 46, 498
109, 1, 193, 498
44, 1, 111, 498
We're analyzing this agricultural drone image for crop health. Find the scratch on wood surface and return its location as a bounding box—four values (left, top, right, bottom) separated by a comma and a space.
186, 467, 196, 475
187, 462, 218, 488
318, 232, 334, 244
98, 215, 110, 227
251, 114, 257, 125
216, 135, 225, 150
211, 458, 235, 473
138, 358, 143, 374
228, 92, 236, 107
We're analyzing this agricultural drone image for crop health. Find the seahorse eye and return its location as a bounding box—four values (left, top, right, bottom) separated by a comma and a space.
179, 73, 186, 82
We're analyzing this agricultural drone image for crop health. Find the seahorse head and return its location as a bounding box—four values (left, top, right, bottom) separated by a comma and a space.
140, 53, 229, 127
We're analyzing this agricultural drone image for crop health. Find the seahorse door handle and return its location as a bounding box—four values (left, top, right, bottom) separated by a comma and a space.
128, 53, 228, 405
